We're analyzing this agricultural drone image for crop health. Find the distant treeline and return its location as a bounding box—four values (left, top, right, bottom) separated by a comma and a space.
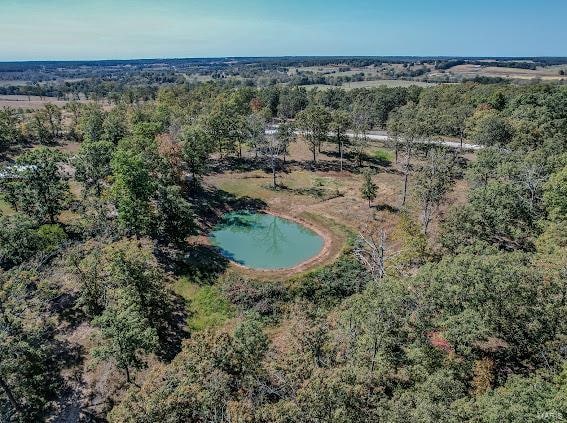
2, 56, 567, 72
1, 56, 565, 103
435, 58, 567, 70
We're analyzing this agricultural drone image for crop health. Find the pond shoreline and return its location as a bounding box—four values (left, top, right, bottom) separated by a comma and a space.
228, 209, 333, 273
200, 209, 342, 278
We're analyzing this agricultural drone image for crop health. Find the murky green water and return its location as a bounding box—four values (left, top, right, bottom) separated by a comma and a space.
210, 211, 324, 269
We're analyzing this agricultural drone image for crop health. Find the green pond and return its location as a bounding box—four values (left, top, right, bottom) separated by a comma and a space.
209, 211, 324, 270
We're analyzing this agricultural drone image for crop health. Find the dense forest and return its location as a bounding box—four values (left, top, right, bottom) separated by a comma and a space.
1, 78, 567, 422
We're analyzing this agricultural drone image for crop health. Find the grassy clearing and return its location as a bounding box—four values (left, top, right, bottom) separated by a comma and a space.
345, 79, 436, 88
279, 172, 343, 200
447, 64, 567, 80
299, 210, 354, 236
286, 172, 342, 190
214, 171, 280, 201
206, 142, 406, 234
371, 148, 394, 165
300, 79, 436, 91
173, 277, 234, 331
215, 171, 342, 203
213, 170, 344, 204
205, 140, 439, 277
0, 198, 14, 216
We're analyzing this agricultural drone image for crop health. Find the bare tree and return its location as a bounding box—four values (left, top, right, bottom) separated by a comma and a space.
296, 105, 330, 164
387, 102, 430, 207
354, 226, 394, 281
517, 161, 546, 218
351, 102, 372, 167
246, 112, 267, 159
276, 121, 296, 164
330, 110, 351, 172
413, 148, 454, 234
258, 134, 287, 188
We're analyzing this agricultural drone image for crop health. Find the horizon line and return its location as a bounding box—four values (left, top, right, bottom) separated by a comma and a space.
2, 55, 567, 64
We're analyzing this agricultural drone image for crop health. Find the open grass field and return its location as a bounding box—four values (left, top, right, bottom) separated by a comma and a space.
442, 64, 567, 80
0, 80, 33, 87
300, 79, 436, 90
0, 95, 106, 110
345, 79, 436, 88
288, 65, 372, 76
292, 62, 567, 86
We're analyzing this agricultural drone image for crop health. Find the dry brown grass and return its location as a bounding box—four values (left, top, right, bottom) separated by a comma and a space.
446, 64, 567, 80
204, 139, 469, 276
0, 95, 112, 110
208, 140, 404, 230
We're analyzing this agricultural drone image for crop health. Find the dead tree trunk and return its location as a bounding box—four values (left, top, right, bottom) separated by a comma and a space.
401, 140, 412, 207
340, 140, 344, 172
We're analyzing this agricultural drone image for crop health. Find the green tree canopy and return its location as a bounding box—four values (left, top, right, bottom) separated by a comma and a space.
15, 148, 69, 224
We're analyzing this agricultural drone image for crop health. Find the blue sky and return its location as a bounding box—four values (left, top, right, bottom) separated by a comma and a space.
1, 0, 566, 60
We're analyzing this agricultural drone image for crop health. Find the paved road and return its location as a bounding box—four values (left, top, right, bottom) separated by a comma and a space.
354, 131, 483, 150
267, 128, 483, 150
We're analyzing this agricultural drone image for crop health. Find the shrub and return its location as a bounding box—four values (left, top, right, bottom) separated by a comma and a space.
37, 224, 68, 253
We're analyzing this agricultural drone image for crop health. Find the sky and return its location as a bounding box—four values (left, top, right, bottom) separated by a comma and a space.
0, 0, 566, 61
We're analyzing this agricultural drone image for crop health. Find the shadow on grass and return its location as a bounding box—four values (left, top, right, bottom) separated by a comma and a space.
293, 151, 396, 174
177, 244, 231, 285
273, 183, 343, 201
204, 151, 403, 178
207, 154, 369, 175
157, 293, 190, 361
207, 156, 267, 173
373, 203, 399, 213
160, 244, 234, 355
364, 154, 392, 167
188, 185, 268, 231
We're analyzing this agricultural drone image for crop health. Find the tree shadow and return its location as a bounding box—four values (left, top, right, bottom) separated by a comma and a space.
293, 159, 359, 173
373, 203, 399, 213
49, 338, 88, 422
49, 292, 90, 331
204, 154, 400, 177
156, 293, 190, 361
322, 150, 392, 168
0, 140, 35, 162
177, 244, 231, 285
188, 185, 267, 231
364, 154, 392, 168
156, 244, 232, 359
289, 152, 395, 174
207, 156, 265, 173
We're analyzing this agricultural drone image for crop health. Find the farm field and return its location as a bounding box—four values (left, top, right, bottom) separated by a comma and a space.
300, 79, 436, 90
345, 79, 436, 88
0, 80, 32, 87
443, 63, 567, 80
0, 95, 104, 110
291, 61, 567, 85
